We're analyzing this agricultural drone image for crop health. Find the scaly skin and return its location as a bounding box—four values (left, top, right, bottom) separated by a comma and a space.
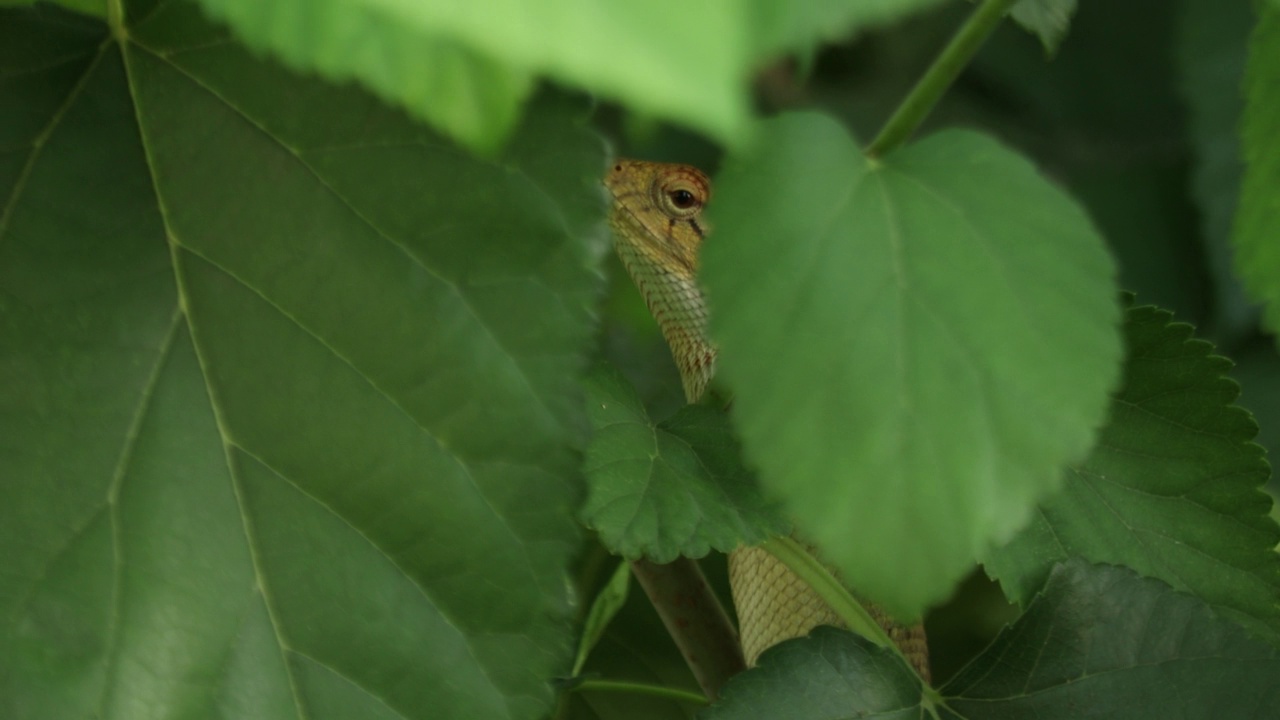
604, 158, 931, 681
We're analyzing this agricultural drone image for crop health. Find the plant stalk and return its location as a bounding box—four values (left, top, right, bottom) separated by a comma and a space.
866, 0, 1020, 157
630, 558, 745, 700
106, 0, 126, 40
571, 679, 709, 705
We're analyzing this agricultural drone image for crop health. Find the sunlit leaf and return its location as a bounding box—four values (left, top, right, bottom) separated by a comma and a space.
191, 0, 948, 152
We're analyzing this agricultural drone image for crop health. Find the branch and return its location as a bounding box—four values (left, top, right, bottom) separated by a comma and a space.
630, 557, 745, 700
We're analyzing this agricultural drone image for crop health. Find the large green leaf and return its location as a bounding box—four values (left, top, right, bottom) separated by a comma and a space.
190, 0, 948, 153
1236, 2, 1280, 342
984, 304, 1280, 644
581, 365, 787, 562
702, 561, 1280, 719
701, 112, 1121, 617
0, 4, 602, 718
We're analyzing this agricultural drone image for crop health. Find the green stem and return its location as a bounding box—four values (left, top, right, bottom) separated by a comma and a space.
571, 679, 709, 705
106, 0, 126, 40
760, 536, 911, 668
866, 0, 1019, 157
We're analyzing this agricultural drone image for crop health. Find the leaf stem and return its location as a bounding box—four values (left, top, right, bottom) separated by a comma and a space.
866, 0, 1019, 157
106, 0, 126, 40
570, 679, 709, 705
760, 536, 912, 668
629, 558, 746, 700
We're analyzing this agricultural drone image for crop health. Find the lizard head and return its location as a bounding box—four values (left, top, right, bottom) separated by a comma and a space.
604, 159, 712, 275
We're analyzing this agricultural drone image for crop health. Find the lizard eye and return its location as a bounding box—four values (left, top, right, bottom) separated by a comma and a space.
653, 177, 706, 218
669, 189, 696, 208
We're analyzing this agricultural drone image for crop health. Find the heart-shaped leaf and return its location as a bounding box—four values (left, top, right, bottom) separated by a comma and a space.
702, 112, 1122, 616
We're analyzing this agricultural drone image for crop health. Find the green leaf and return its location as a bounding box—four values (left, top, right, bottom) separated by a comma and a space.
701, 627, 923, 720
1008, 0, 1077, 55
984, 304, 1280, 644
1236, 2, 1280, 342
942, 560, 1280, 719
702, 113, 1122, 617
187, 0, 533, 155
703, 561, 1280, 720
572, 560, 632, 676
1, 4, 602, 718
581, 365, 787, 563
563, 558, 704, 720
190, 0, 948, 153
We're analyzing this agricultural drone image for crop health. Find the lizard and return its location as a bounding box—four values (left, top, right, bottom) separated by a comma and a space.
603, 158, 930, 685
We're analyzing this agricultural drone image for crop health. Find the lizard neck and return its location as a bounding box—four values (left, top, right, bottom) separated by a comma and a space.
610, 209, 717, 403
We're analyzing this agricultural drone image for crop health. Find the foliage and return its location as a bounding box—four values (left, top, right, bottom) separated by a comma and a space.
707, 561, 1280, 720
984, 303, 1280, 644
1237, 3, 1280, 346
705, 115, 1119, 615
2, 1, 1277, 719
582, 365, 787, 562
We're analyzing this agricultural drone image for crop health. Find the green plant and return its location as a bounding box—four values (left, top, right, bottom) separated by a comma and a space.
2, 0, 1277, 718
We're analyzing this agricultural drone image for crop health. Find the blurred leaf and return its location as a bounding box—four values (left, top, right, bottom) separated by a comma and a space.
1175, 0, 1257, 342
187, 0, 533, 155
985, 304, 1280, 644
572, 560, 632, 676
1009, 0, 1077, 55
702, 113, 1121, 617
1, 4, 603, 718
581, 365, 787, 563
966, 3, 1207, 324
703, 561, 1280, 719
51, 0, 106, 15
1236, 2, 1280, 342
191, 0, 948, 153
748, 0, 949, 58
